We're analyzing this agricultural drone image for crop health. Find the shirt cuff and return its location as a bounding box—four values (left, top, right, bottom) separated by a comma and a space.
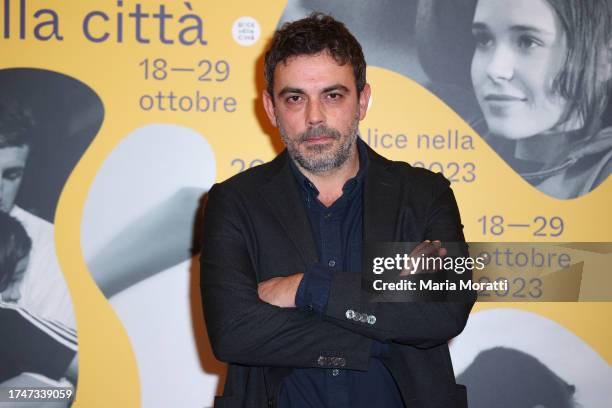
295, 264, 332, 314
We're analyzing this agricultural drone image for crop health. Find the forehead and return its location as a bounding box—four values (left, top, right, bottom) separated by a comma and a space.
474, 0, 560, 34
273, 52, 355, 93
0, 146, 29, 169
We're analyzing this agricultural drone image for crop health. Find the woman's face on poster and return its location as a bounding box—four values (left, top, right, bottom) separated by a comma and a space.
470, 0, 570, 140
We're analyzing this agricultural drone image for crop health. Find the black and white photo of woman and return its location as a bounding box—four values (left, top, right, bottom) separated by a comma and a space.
417, 0, 612, 199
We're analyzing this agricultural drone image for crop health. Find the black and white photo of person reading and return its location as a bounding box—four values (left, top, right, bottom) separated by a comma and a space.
0, 212, 76, 406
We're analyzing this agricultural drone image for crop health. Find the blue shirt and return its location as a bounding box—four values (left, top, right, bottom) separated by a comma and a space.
278, 138, 404, 408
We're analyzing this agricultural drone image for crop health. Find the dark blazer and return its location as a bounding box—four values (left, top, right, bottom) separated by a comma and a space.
200, 143, 475, 408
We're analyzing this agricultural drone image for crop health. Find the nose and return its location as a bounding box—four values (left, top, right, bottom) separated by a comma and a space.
306, 99, 324, 127
1, 283, 21, 303
486, 44, 514, 82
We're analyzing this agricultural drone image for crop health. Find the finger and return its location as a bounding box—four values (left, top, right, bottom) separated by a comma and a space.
428, 240, 447, 258
421, 242, 442, 257
410, 241, 432, 257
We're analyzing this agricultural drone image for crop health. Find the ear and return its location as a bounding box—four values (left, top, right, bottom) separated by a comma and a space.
358, 83, 372, 121
263, 90, 278, 127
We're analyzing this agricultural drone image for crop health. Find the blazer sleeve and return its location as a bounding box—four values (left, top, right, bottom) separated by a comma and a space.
322, 174, 476, 348
200, 183, 373, 370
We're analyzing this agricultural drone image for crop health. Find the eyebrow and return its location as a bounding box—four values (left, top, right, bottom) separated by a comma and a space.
278, 87, 305, 97
511, 24, 554, 36
277, 84, 350, 97
322, 84, 350, 94
472, 22, 554, 36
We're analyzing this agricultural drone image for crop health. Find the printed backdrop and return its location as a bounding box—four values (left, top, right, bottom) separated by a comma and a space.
2, 0, 611, 407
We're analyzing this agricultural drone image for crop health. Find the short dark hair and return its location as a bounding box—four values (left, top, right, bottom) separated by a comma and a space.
0, 98, 35, 149
0, 213, 32, 292
264, 12, 366, 98
548, 0, 612, 127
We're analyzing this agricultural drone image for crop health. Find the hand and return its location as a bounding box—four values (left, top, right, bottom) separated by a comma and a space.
399, 240, 447, 276
258, 273, 304, 308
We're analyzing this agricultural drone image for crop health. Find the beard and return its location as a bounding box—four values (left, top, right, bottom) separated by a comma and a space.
278, 113, 360, 173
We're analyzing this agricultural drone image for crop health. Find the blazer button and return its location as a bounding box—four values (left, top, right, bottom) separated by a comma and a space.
345, 309, 355, 320
359, 313, 367, 323
330, 357, 345, 367
367, 315, 377, 325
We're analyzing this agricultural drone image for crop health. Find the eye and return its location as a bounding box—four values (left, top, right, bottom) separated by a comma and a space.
3, 169, 24, 181
286, 95, 303, 104
517, 35, 543, 49
472, 30, 493, 49
325, 92, 345, 104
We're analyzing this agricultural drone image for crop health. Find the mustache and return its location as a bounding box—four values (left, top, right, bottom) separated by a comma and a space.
298, 126, 341, 143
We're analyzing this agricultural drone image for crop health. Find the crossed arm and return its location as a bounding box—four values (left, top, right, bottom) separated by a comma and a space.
200, 180, 475, 369
200, 224, 372, 370
257, 240, 472, 348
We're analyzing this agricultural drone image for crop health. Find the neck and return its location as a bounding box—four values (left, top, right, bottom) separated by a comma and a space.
296, 143, 360, 207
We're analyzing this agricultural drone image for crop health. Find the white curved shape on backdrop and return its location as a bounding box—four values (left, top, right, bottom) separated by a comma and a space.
450, 308, 612, 407
81, 124, 220, 408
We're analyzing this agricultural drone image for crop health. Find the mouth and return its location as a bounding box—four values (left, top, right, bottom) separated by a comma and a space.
305, 135, 333, 142
301, 135, 337, 146
484, 94, 527, 104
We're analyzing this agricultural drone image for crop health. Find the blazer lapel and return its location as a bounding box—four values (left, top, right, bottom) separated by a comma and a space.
363, 148, 404, 243
259, 145, 404, 262
259, 153, 318, 265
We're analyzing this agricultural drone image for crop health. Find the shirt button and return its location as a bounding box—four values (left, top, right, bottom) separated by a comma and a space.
331, 369, 340, 376
328, 259, 336, 267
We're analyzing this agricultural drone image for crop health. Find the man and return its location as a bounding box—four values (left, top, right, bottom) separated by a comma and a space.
200, 13, 474, 408
0, 99, 76, 329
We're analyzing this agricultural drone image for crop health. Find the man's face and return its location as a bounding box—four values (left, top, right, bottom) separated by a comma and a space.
0, 145, 29, 213
263, 52, 371, 173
